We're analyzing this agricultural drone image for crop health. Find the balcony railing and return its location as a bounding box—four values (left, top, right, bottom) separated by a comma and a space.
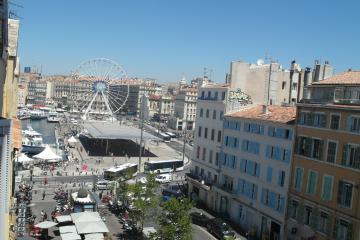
186, 172, 214, 190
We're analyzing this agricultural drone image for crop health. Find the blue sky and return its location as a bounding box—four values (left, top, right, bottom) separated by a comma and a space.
16, 0, 360, 83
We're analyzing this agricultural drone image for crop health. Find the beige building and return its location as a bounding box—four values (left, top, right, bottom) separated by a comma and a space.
17, 83, 27, 108
286, 71, 360, 240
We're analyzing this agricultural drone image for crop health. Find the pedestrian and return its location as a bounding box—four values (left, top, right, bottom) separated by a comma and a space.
43, 212, 48, 221
42, 190, 46, 200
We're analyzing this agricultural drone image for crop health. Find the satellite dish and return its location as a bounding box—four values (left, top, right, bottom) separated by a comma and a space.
257, 59, 264, 65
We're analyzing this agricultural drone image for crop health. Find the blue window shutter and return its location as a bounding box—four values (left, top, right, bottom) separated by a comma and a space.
266, 146, 271, 158
285, 150, 291, 163
266, 167, 273, 183
247, 161, 254, 175
256, 164, 260, 178
277, 171, 282, 186
278, 196, 285, 213
253, 184, 258, 199
269, 192, 276, 208
242, 140, 247, 151
274, 147, 281, 160
346, 116, 353, 131
260, 126, 264, 135
255, 143, 260, 154
244, 122, 249, 131
240, 159, 245, 172
268, 126, 273, 136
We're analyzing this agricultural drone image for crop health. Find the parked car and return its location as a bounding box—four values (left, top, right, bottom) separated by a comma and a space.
190, 212, 212, 227
155, 174, 172, 184
206, 218, 236, 239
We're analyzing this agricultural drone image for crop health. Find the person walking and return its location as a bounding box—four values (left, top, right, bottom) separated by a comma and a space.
42, 190, 46, 200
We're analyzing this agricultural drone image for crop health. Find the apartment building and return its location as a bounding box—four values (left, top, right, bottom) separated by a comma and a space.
17, 83, 27, 108
168, 87, 197, 130
221, 105, 295, 239
286, 71, 360, 240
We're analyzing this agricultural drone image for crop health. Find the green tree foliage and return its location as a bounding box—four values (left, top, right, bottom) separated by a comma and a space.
123, 173, 159, 230
156, 197, 193, 240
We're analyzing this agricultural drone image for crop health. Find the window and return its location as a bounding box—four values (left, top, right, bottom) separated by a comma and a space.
206, 109, 210, 118
282, 81, 286, 89
220, 111, 224, 120
327, 141, 337, 163
278, 171, 285, 187
292, 82, 297, 91
211, 129, 215, 141
290, 200, 298, 219
296, 136, 324, 160
207, 91, 211, 98
321, 175, 333, 201
336, 219, 352, 240
198, 126, 202, 137
242, 140, 260, 155
306, 170, 318, 195
304, 206, 313, 226
299, 112, 326, 127
217, 130, 222, 143
214, 91, 218, 100
318, 212, 328, 234
201, 91, 205, 98
212, 110, 216, 119
266, 166, 272, 183
330, 114, 340, 130
202, 148, 206, 161
200, 108, 203, 117
348, 116, 360, 133
338, 181, 353, 208
209, 150, 213, 163
294, 167, 303, 191
196, 146, 200, 159
204, 128, 208, 139
221, 92, 226, 100
342, 144, 360, 169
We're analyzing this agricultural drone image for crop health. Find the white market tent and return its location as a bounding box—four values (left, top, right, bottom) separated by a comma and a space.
33, 145, 62, 162
70, 212, 102, 223
59, 225, 77, 234
74, 221, 109, 234
60, 232, 81, 240
84, 233, 104, 240
56, 215, 73, 224
16, 153, 33, 164
68, 136, 78, 147
35, 221, 57, 229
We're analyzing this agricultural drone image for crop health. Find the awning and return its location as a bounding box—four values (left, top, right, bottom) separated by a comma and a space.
60, 232, 81, 240
59, 225, 77, 234
33, 145, 62, 161
35, 221, 57, 229
56, 215, 73, 224
68, 136, 78, 143
15, 153, 33, 163
70, 212, 102, 223
74, 221, 109, 234
84, 233, 104, 240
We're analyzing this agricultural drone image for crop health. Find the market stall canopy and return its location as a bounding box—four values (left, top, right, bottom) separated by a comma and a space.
74, 221, 109, 234
70, 212, 102, 223
84, 233, 104, 240
35, 220, 57, 229
68, 136, 78, 143
59, 225, 77, 234
16, 153, 33, 163
33, 145, 61, 161
56, 215, 73, 224
60, 232, 81, 240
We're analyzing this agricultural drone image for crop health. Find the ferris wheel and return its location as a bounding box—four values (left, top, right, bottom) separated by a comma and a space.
69, 58, 129, 120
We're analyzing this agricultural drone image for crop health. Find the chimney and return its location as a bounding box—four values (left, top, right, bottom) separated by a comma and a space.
262, 105, 268, 114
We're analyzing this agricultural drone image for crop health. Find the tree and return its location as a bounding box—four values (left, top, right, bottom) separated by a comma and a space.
156, 197, 193, 240
123, 173, 159, 231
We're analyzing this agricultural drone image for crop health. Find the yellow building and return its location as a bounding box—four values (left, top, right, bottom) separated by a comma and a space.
286, 71, 360, 240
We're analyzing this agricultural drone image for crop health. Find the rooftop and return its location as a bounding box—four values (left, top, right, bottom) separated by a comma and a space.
226, 105, 296, 124
311, 70, 360, 85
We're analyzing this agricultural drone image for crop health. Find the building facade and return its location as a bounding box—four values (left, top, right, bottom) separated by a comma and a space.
168, 87, 197, 130
286, 71, 360, 240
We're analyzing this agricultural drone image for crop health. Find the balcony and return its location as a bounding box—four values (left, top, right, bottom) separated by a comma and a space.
186, 172, 212, 191
214, 182, 236, 196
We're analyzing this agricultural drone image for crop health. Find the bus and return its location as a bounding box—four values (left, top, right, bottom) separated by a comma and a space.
165, 132, 177, 141
144, 159, 184, 174
104, 163, 138, 181
158, 132, 171, 143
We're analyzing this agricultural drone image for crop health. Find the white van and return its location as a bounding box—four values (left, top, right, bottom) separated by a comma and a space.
155, 174, 172, 184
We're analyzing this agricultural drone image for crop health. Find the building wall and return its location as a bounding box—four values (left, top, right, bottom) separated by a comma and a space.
287, 105, 360, 240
